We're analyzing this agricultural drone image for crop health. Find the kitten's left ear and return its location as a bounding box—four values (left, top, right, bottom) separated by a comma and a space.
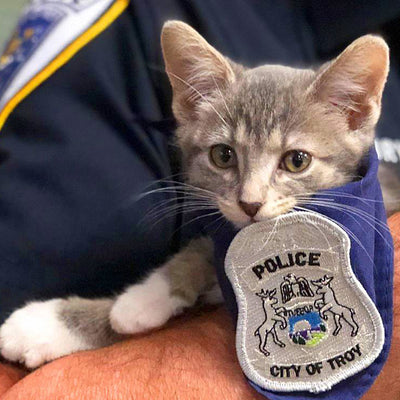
312, 35, 389, 131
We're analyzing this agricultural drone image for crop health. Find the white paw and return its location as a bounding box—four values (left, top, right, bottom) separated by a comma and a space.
110, 271, 187, 335
0, 300, 86, 368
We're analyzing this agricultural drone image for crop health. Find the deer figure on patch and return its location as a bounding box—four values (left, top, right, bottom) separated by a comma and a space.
254, 288, 287, 357
311, 275, 359, 337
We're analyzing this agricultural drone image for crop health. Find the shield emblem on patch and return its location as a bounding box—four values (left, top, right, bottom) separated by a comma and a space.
225, 211, 384, 393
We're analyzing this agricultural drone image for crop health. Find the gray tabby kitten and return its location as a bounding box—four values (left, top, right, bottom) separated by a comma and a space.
0, 21, 390, 368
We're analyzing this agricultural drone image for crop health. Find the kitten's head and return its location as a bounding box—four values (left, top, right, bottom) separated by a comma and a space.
161, 21, 389, 227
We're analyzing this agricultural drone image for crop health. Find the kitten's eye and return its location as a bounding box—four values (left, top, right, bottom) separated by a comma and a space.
209, 144, 237, 169
281, 150, 311, 173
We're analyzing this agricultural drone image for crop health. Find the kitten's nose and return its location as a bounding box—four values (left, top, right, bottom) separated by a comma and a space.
239, 201, 262, 218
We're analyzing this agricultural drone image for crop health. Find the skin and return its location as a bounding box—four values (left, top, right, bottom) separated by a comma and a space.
0, 212, 398, 400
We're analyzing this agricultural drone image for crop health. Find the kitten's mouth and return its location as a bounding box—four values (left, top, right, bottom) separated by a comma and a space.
218, 198, 297, 228
248, 216, 262, 225
234, 216, 262, 229
230, 207, 297, 229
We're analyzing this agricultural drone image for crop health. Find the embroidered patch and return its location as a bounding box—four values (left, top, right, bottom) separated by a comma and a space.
0, 7, 64, 98
31, 0, 103, 12
225, 211, 384, 393
0, 0, 115, 111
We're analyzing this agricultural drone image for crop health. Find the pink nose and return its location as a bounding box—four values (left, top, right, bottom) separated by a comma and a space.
239, 201, 262, 218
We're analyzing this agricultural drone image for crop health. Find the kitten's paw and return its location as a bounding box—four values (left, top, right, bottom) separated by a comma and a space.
110, 271, 187, 335
0, 300, 86, 368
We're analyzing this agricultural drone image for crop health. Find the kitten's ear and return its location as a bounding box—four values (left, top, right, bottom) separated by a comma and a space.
161, 21, 235, 123
312, 35, 389, 131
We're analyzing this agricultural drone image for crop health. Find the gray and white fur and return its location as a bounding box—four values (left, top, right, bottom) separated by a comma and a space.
0, 21, 391, 368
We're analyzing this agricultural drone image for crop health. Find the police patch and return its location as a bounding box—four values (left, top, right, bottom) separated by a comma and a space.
31, 0, 103, 12
0, 7, 64, 98
0, 0, 116, 112
225, 211, 384, 393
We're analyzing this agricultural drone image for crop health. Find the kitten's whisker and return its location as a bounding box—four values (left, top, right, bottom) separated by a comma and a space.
174, 210, 222, 233
143, 200, 217, 222
167, 71, 229, 127
211, 74, 233, 120
296, 191, 387, 205
325, 203, 393, 247
142, 204, 219, 227
155, 205, 217, 222
151, 180, 218, 200
147, 62, 232, 123
141, 172, 189, 188
294, 206, 375, 265
294, 192, 377, 213
132, 173, 188, 196
202, 213, 226, 232
137, 186, 216, 202
297, 198, 391, 234
299, 210, 334, 250
160, 180, 217, 196
331, 202, 391, 232
147, 200, 217, 216
260, 217, 280, 252
294, 200, 390, 242
297, 200, 392, 247
196, 37, 233, 120
145, 195, 214, 212
301, 201, 369, 240
296, 198, 377, 224
211, 218, 228, 235
143, 199, 217, 220
139, 192, 216, 212
149, 195, 216, 208
136, 177, 219, 227
295, 206, 367, 252
294, 196, 335, 203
